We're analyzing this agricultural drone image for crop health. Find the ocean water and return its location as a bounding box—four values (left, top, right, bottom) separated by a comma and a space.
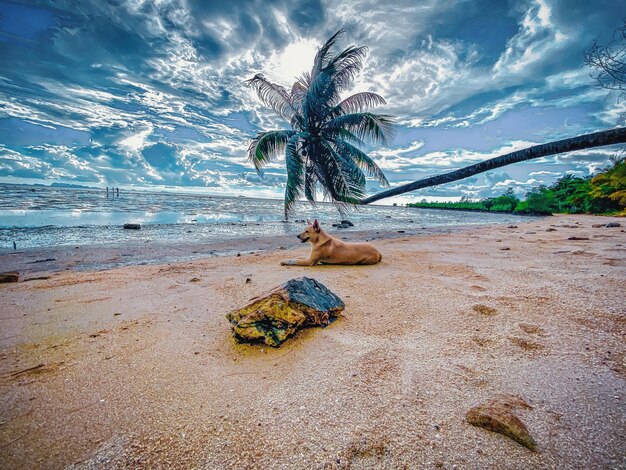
0, 184, 536, 250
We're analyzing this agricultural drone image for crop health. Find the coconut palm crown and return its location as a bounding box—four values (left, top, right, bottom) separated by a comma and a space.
246, 30, 394, 218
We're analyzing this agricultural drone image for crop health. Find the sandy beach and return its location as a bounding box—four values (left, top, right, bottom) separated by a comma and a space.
0, 214, 624, 469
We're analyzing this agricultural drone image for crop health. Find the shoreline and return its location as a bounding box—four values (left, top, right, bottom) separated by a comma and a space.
0, 214, 624, 469
0, 222, 510, 276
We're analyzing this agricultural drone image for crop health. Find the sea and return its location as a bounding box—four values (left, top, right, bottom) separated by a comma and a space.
0, 184, 537, 251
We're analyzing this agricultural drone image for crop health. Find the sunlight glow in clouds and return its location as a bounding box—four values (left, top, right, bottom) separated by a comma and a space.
266, 38, 320, 83
0, 0, 622, 203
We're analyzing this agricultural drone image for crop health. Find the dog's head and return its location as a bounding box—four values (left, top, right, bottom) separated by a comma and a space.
297, 219, 321, 244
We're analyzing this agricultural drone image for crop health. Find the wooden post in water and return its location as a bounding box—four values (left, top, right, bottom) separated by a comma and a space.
116, 187, 119, 198
106, 186, 109, 198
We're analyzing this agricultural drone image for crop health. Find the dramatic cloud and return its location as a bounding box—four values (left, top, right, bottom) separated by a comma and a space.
0, 0, 623, 202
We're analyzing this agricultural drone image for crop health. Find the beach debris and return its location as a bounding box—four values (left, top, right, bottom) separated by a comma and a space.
546, 228, 557, 232
26, 258, 56, 264
23, 276, 50, 282
472, 304, 498, 316
592, 223, 605, 228
507, 225, 518, 228
226, 277, 345, 347
190, 277, 200, 282
568, 236, 589, 240
605, 222, 621, 228
466, 394, 537, 451
500, 247, 510, 251
123, 223, 141, 230
0, 272, 19, 283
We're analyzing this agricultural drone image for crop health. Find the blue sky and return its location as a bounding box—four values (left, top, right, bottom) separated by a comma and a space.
0, 0, 624, 204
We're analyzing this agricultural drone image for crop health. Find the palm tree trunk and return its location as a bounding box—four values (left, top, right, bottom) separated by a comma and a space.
359, 127, 626, 205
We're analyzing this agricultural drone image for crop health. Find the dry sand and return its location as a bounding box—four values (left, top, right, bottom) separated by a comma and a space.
0, 214, 624, 469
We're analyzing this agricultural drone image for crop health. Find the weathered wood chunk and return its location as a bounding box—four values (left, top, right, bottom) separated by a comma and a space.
0, 271, 19, 283
467, 394, 537, 451
226, 277, 344, 347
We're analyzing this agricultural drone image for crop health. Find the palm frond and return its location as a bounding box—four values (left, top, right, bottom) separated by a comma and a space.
311, 29, 344, 78
326, 45, 368, 91
284, 134, 304, 213
333, 139, 389, 186
330, 92, 387, 117
245, 74, 295, 121
323, 128, 367, 148
324, 112, 395, 145
303, 165, 317, 203
306, 68, 340, 116
320, 141, 365, 204
248, 130, 295, 173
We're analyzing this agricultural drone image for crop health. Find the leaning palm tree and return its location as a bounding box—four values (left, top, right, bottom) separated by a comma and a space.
359, 127, 626, 204
246, 30, 393, 219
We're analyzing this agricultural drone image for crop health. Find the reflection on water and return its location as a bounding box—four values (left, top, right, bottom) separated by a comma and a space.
0, 184, 538, 249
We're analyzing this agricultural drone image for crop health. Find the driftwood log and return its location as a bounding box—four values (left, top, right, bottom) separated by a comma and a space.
0, 272, 19, 283
226, 277, 345, 347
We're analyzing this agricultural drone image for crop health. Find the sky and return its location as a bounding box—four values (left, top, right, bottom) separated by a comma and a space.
0, 0, 624, 204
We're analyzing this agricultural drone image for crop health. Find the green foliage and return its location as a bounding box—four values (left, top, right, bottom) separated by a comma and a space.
406, 201, 487, 211
407, 158, 626, 216
589, 158, 626, 215
514, 186, 556, 215
246, 30, 392, 217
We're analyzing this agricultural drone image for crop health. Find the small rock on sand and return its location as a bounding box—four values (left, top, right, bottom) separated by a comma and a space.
466, 395, 537, 451
0, 271, 19, 283
123, 223, 141, 230
605, 222, 621, 228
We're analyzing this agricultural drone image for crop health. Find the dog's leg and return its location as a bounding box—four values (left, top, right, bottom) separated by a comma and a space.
281, 257, 319, 266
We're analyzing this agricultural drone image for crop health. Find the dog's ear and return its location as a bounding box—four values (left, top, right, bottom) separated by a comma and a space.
306, 219, 312, 225
313, 219, 320, 232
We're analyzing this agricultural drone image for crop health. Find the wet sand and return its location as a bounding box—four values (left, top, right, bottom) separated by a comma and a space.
0, 215, 624, 469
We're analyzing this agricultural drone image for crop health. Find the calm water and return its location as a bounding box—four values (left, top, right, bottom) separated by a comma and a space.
0, 184, 536, 250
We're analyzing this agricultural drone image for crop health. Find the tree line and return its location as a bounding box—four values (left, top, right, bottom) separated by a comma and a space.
406, 156, 626, 216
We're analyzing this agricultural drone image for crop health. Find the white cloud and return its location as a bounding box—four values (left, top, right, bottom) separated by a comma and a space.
493, 0, 567, 76
118, 123, 154, 152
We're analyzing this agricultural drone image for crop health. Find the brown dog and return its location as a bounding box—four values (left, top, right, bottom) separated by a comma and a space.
281, 219, 382, 266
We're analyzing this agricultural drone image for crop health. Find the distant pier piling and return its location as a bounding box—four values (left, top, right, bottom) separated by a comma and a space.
105, 186, 120, 198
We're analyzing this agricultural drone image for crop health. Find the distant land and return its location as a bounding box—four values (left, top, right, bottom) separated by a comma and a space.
48, 182, 97, 189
